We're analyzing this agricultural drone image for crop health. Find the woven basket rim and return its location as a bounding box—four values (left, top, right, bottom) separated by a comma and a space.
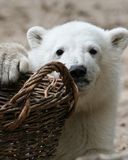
1, 61, 78, 131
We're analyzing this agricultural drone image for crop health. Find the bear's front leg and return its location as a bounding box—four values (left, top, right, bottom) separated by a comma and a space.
81, 102, 117, 157
0, 43, 29, 84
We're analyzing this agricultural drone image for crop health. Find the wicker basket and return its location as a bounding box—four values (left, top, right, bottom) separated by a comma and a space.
0, 62, 78, 160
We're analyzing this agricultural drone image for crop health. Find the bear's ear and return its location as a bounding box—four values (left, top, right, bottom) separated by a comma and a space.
108, 27, 128, 51
27, 26, 47, 49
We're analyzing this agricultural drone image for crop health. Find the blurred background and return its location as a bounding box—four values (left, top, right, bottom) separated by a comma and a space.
0, 0, 128, 154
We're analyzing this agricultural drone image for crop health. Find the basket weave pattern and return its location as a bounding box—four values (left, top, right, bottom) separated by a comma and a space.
0, 62, 78, 160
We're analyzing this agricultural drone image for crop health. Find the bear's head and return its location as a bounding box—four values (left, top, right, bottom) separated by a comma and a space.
27, 21, 128, 96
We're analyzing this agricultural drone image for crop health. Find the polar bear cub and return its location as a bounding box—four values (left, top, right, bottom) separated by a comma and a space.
0, 21, 128, 160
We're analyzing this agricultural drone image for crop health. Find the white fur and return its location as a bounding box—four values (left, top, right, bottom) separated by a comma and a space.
0, 43, 29, 84
27, 21, 128, 160
0, 21, 128, 160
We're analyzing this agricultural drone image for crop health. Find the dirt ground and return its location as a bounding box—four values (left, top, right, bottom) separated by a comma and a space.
0, 0, 128, 157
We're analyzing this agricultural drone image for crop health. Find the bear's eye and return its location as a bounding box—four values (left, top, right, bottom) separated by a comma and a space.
56, 49, 64, 56
89, 48, 97, 55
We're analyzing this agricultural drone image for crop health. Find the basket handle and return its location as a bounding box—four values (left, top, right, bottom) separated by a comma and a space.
3, 62, 78, 131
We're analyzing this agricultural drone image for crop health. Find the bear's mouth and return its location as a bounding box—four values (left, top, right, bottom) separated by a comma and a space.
73, 78, 90, 91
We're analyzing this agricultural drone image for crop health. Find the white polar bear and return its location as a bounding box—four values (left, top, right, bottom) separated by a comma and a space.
0, 21, 128, 160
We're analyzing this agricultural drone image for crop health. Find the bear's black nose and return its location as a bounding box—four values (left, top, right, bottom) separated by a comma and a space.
69, 65, 87, 78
